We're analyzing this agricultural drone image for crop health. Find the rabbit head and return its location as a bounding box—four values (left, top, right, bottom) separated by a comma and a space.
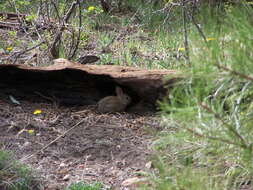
116, 86, 131, 106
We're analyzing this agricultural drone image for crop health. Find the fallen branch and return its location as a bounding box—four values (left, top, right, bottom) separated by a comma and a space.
10, 41, 45, 64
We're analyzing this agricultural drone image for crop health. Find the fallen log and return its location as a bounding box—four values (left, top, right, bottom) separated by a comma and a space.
0, 58, 179, 113
0, 12, 56, 31
0, 12, 26, 30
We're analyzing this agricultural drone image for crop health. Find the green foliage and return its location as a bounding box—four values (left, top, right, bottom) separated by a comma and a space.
0, 150, 40, 190
1, 1, 252, 189
0, 150, 11, 169
150, 4, 253, 190
0, 0, 37, 12
66, 181, 103, 190
25, 13, 37, 22
7, 31, 17, 38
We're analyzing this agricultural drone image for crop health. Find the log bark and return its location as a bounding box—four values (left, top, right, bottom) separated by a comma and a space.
0, 58, 179, 113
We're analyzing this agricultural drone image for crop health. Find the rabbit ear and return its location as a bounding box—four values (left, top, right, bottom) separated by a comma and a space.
115, 86, 123, 96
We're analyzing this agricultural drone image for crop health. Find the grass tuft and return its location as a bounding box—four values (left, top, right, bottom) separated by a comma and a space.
0, 150, 41, 190
66, 181, 103, 190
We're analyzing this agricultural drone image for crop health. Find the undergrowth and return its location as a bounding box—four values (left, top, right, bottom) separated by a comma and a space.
1, 0, 253, 189
0, 150, 41, 190
145, 3, 253, 190
66, 181, 103, 190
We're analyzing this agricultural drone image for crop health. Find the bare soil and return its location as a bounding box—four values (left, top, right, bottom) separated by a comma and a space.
0, 96, 159, 189
0, 18, 162, 190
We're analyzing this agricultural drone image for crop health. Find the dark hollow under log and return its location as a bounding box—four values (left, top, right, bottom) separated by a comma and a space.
0, 58, 179, 113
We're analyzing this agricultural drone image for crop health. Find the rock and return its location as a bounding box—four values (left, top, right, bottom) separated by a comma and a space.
59, 162, 66, 167
122, 177, 148, 187
145, 161, 152, 169
63, 174, 70, 181
78, 55, 100, 64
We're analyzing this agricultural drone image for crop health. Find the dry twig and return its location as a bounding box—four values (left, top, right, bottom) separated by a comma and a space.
1, 41, 46, 64
181, 0, 190, 65
68, 0, 82, 59
20, 117, 101, 162
49, 1, 78, 58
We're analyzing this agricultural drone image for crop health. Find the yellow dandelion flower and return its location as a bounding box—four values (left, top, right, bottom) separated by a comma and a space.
27, 129, 34, 134
178, 47, 185, 52
33, 109, 42, 115
87, 6, 95, 12
206, 37, 216, 42
6, 47, 13, 51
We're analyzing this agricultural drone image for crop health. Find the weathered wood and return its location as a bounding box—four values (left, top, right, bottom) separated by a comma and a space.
0, 12, 26, 30
0, 58, 178, 112
0, 12, 56, 31
0, 21, 20, 30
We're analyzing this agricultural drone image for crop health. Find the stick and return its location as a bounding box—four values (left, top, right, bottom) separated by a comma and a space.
181, 0, 190, 65
20, 117, 95, 162
49, 1, 78, 58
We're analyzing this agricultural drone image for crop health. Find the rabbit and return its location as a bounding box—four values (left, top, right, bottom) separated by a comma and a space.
98, 86, 131, 113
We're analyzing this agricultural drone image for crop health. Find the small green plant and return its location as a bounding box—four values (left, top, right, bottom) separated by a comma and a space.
25, 13, 37, 22
66, 181, 103, 190
0, 150, 40, 190
86, 6, 103, 15
7, 31, 17, 38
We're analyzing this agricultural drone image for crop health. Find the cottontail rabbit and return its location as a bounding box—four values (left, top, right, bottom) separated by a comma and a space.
98, 86, 131, 113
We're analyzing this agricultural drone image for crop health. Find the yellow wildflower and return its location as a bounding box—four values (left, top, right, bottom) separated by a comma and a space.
33, 109, 42, 115
206, 37, 216, 42
87, 6, 95, 12
178, 47, 185, 52
6, 47, 13, 51
27, 129, 34, 134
